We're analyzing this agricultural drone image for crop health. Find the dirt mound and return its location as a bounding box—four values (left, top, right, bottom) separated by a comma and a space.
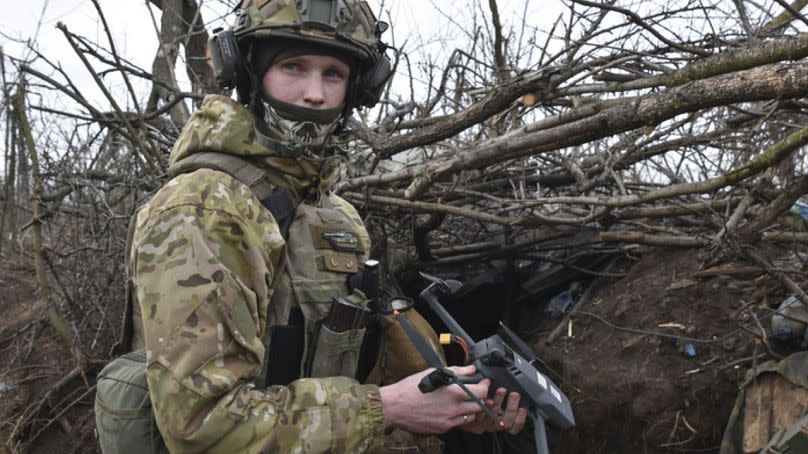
540, 247, 783, 453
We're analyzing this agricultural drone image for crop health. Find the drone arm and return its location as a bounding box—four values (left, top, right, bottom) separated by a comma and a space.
419, 284, 476, 348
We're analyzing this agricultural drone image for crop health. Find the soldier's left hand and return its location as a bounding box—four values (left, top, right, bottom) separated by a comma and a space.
458, 387, 528, 435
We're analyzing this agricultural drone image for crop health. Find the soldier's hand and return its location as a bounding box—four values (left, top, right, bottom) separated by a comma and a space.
379, 365, 491, 434
458, 387, 528, 435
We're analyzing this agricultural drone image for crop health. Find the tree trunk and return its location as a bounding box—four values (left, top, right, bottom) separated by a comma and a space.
146, 0, 191, 127
0, 46, 15, 256
13, 79, 74, 349
146, 0, 218, 126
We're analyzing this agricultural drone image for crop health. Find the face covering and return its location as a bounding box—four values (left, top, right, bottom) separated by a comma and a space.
259, 95, 343, 156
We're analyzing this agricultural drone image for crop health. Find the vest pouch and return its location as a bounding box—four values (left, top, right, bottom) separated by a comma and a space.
94, 349, 168, 454
309, 324, 368, 378
366, 310, 447, 386
306, 290, 370, 379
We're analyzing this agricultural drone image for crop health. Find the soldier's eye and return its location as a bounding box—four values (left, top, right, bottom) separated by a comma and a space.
325, 67, 347, 79
282, 62, 303, 72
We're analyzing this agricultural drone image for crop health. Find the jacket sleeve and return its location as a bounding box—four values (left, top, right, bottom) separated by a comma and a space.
132, 171, 385, 453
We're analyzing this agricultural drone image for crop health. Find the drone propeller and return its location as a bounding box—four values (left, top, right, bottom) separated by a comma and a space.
418, 273, 476, 348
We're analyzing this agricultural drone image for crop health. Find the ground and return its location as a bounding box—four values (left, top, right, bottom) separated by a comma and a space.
0, 263, 102, 454
0, 245, 801, 453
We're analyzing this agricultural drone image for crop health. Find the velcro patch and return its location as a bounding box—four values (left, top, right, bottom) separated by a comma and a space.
318, 253, 359, 273
317, 211, 344, 224
229, 299, 257, 344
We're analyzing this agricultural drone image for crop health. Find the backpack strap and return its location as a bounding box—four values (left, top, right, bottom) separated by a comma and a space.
115, 152, 300, 354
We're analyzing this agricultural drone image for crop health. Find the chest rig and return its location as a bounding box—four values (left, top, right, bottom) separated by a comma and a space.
262, 189, 372, 386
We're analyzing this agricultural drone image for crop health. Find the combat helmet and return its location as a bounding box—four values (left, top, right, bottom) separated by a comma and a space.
209, 0, 393, 112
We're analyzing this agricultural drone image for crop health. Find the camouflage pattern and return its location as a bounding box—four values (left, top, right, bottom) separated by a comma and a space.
130, 94, 385, 453
238, 0, 381, 61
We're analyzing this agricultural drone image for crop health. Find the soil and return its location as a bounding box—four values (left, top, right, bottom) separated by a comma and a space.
0, 246, 800, 453
538, 247, 758, 454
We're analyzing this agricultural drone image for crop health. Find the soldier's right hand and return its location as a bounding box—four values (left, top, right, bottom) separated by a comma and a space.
379, 365, 490, 434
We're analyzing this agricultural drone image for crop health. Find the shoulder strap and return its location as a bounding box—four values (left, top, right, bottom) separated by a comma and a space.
168, 151, 298, 229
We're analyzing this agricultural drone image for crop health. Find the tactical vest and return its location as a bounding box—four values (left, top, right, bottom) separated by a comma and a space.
263, 190, 373, 383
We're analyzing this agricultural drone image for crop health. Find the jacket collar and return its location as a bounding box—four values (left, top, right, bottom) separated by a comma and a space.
170, 95, 345, 199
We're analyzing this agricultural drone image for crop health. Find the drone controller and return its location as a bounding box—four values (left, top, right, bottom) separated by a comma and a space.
418, 273, 575, 454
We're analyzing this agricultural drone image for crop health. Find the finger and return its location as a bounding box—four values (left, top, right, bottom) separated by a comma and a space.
448, 364, 476, 376
457, 414, 489, 435
477, 379, 491, 397
502, 392, 521, 428
508, 408, 529, 435
458, 401, 489, 416
454, 412, 476, 427
485, 393, 507, 431
449, 381, 489, 400
491, 387, 507, 411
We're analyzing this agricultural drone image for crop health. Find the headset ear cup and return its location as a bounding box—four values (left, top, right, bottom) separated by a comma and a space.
209, 28, 244, 90
358, 53, 393, 108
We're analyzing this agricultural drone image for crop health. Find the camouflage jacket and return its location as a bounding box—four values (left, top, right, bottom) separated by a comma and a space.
130, 95, 385, 453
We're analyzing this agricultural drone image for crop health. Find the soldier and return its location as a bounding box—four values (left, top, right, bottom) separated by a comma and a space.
128, 0, 526, 451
